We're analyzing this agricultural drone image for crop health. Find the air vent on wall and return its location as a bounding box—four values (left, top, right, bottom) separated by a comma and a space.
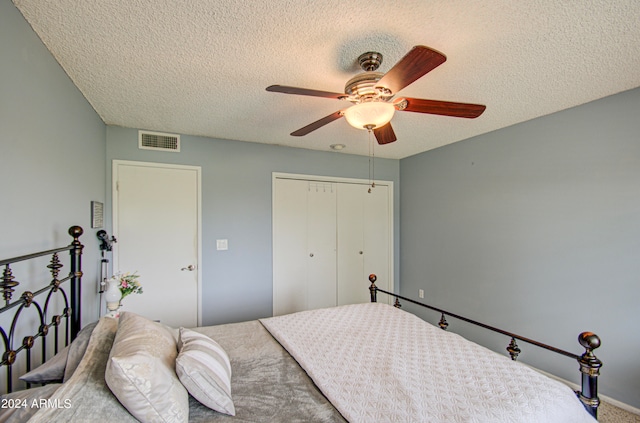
138, 130, 180, 152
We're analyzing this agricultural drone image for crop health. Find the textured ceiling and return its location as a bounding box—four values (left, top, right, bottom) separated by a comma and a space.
13, 0, 640, 159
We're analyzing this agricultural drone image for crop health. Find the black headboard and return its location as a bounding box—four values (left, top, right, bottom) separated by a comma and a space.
0, 226, 84, 393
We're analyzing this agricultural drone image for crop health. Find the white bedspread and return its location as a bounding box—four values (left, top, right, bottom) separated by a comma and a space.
260, 303, 596, 423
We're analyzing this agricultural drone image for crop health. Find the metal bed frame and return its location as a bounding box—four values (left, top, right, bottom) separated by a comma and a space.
368, 274, 602, 419
1, 226, 84, 393
1, 228, 602, 419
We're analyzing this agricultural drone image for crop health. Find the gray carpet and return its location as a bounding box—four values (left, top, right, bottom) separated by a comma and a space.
598, 401, 640, 423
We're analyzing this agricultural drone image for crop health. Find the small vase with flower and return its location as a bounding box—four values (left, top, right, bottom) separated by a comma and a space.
105, 272, 143, 317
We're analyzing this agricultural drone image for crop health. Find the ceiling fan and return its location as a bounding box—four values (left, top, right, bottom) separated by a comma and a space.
266, 45, 486, 145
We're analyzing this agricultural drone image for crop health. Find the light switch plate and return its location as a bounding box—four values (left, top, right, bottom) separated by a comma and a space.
216, 239, 228, 250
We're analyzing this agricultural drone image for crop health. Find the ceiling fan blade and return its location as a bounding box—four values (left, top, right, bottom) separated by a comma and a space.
373, 123, 397, 145
290, 110, 344, 136
397, 97, 486, 118
266, 85, 346, 100
376, 46, 447, 94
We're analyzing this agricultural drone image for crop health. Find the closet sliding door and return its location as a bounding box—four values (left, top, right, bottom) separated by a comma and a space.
306, 181, 338, 310
273, 173, 392, 316
273, 178, 336, 316
337, 183, 390, 306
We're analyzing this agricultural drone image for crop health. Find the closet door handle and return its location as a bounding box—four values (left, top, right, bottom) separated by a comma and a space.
181, 265, 195, 271
309, 253, 314, 257
359, 251, 363, 255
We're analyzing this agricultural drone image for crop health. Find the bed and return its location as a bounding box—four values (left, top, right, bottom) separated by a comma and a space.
1, 226, 603, 422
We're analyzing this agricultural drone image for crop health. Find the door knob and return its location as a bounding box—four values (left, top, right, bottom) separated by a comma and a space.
181, 265, 195, 271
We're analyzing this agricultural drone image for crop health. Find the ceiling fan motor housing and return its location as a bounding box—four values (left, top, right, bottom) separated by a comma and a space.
344, 51, 394, 102
358, 51, 383, 71
344, 72, 386, 99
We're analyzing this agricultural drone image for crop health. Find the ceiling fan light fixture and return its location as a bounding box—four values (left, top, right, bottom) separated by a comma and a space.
343, 102, 395, 130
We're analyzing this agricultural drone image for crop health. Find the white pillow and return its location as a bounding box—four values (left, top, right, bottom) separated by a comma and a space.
176, 328, 235, 416
105, 312, 188, 423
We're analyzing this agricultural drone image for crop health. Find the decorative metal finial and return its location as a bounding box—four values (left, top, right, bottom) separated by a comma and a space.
369, 274, 378, 303
577, 332, 602, 416
2, 265, 19, 302
507, 337, 521, 361
48, 253, 63, 290
438, 313, 449, 330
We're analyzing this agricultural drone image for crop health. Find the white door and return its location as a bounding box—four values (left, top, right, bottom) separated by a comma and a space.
362, 184, 391, 304
336, 183, 365, 305
306, 181, 337, 310
273, 178, 308, 315
337, 183, 391, 305
273, 179, 337, 315
113, 161, 201, 328
273, 174, 393, 315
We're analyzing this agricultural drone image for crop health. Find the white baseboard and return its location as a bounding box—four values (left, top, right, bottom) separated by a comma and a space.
529, 365, 640, 416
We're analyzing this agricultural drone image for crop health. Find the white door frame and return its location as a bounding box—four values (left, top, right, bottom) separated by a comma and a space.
112, 160, 203, 326
272, 171, 394, 308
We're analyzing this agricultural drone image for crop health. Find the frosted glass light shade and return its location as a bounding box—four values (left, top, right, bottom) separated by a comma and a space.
344, 102, 395, 130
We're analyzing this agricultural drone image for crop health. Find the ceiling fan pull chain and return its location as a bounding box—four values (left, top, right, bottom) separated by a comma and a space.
368, 130, 371, 191
372, 135, 376, 189
368, 130, 375, 193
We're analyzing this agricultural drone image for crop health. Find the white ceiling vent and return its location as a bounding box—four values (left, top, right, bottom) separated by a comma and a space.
138, 130, 180, 152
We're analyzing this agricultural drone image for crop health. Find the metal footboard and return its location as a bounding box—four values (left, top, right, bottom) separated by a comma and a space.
368, 274, 602, 419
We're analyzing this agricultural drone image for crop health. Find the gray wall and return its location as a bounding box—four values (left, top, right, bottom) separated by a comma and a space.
5, 0, 637, 408
106, 126, 400, 325
1, 2, 106, 321
400, 87, 640, 408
